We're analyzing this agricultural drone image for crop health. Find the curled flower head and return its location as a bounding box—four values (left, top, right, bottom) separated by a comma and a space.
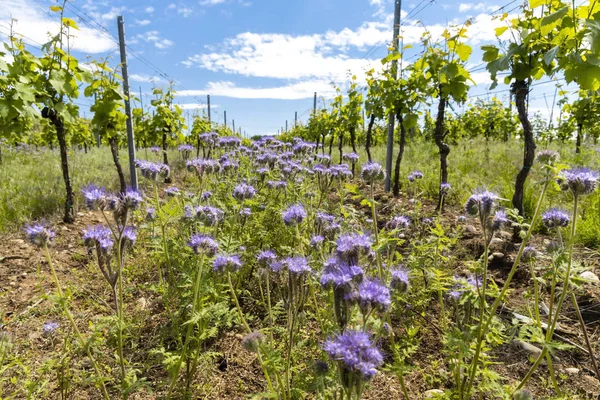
188, 234, 219, 256
150, 146, 162, 154
266, 180, 287, 190
465, 189, 498, 219
42, 321, 59, 336
408, 170, 424, 182
350, 278, 391, 313
440, 182, 451, 195
196, 206, 225, 226
121, 188, 143, 210
83, 225, 114, 252
361, 162, 385, 183
342, 152, 360, 164
320, 256, 364, 289
200, 191, 213, 201
391, 267, 410, 292
145, 207, 156, 221
178, 144, 194, 153
323, 330, 383, 382
336, 233, 372, 263
310, 235, 325, 249
121, 226, 137, 246
24, 222, 55, 248
232, 183, 257, 201
257, 250, 277, 269
536, 150, 559, 165
81, 184, 107, 210
492, 210, 509, 231
165, 187, 180, 197
213, 254, 242, 273
522, 246, 539, 263
239, 207, 251, 218
387, 216, 410, 230
284, 256, 312, 275
282, 204, 306, 226
558, 168, 599, 196
241, 331, 264, 353
542, 208, 570, 229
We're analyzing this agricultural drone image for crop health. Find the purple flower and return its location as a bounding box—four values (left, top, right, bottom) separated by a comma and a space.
178, 144, 194, 153
391, 267, 410, 292
213, 254, 243, 273
310, 235, 325, 248
522, 246, 538, 263
200, 191, 213, 201
241, 331, 264, 353
121, 188, 143, 209
559, 168, 599, 195
83, 225, 114, 252
342, 152, 360, 164
121, 226, 136, 245
408, 170, 424, 182
266, 180, 287, 190
542, 208, 570, 229
492, 210, 509, 231
42, 321, 59, 336
165, 187, 180, 197
196, 206, 225, 226
320, 256, 364, 289
361, 162, 385, 183
257, 250, 277, 268
239, 208, 252, 218
81, 184, 107, 210
284, 256, 312, 275
282, 204, 306, 226
188, 234, 219, 256
232, 183, 257, 201
323, 330, 383, 381
387, 216, 410, 230
537, 150, 559, 165
136, 160, 168, 181
24, 222, 55, 248
351, 278, 391, 313
150, 146, 162, 154
465, 189, 498, 219
336, 233, 372, 263
440, 182, 451, 195
145, 207, 156, 221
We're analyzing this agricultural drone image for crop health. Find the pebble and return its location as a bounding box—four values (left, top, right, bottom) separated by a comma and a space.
423, 389, 444, 398
580, 271, 600, 284
235, 334, 243, 340
465, 225, 477, 234
489, 237, 505, 251
564, 367, 580, 375
491, 252, 505, 259
76, 212, 85, 217
514, 340, 542, 358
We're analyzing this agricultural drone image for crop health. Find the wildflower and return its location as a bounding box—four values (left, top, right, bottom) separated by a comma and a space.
408, 170, 424, 182
342, 152, 360, 164
150, 146, 162, 154
542, 208, 570, 229
536, 150, 559, 165
257, 250, 277, 269
24, 222, 55, 248
196, 206, 225, 226
83, 226, 114, 252
465, 189, 498, 219
558, 168, 599, 195
284, 256, 312, 275
361, 162, 385, 183
232, 183, 257, 201
120, 188, 143, 210
310, 235, 325, 249
522, 246, 538, 263
42, 321, 59, 337
440, 182, 451, 195
492, 210, 509, 231
145, 207, 156, 221
336, 233, 372, 264
266, 180, 287, 190
351, 278, 391, 313
390, 267, 410, 292
239, 208, 251, 218
165, 187, 180, 197
320, 256, 364, 289
81, 184, 107, 210
178, 144, 194, 154
282, 204, 306, 226
188, 234, 219, 256
241, 331, 264, 353
121, 226, 137, 246
213, 254, 243, 273
200, 191, 213, 201
323, 330, 383, 381
387, 216, 410, 230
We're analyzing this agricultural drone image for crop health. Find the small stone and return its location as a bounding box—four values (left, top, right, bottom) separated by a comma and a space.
423, 389, 444, 398
9, 282, 16, 287
491, 252, 504, 259
235, 334, 243, 340
564, 367, 580, 375
77, 212, 85, 217
61, 226, 70, 232
489, 238, 505, 251
81, 358, 93, 369
465, 225, 477, 234
20, 272, 27, 279
580, 271, 600, 284
514, 340, 542, 359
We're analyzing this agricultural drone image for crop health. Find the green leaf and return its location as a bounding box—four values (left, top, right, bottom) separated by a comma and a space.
529, 0, 546, 9
543, 46, 559, 66
495, 26, 508, 37
50, 5, 62, 12
455, 43, 472, 62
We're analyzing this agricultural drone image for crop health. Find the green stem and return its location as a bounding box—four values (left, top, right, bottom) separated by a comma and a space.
571, 292, 600, 379
43, 245, 110, 400
228, 271, 251, 333
370, 184, 384, 281
463, 178, 550, 398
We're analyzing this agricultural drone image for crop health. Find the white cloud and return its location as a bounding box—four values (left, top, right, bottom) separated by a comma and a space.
101, 6, 127, 21
178, 103, 218, 110
200, 0, 227, 5
459, 3, 499, 13
177, 80, 337, 100
145, 6, 155, 13
135, 19, 152, 26
178, 7, 194, 17
135, 31, 175, 49
0, 0, 116, 53
130, 74, 168, 84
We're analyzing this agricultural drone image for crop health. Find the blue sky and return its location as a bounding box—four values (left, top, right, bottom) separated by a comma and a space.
1, 0, 568, 136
